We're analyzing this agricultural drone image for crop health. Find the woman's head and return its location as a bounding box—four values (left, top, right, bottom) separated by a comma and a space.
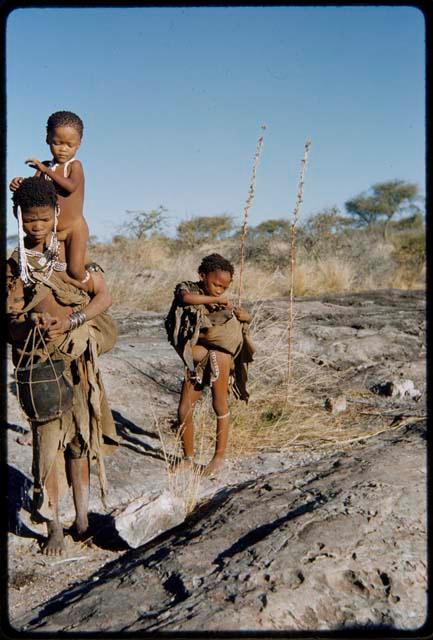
13, 177, 57, 241
198, 253, 234, 297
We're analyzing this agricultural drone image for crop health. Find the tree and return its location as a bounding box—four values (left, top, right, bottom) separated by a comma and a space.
252, 219, 291, 238
345, 180, 422, 239
176, 214, 235, 247
122, 205, 167, 239
299, 207, 353, 257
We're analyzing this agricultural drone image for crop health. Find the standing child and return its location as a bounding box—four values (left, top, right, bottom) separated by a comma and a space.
9, 110, 92, 288
165, 253, 255, 475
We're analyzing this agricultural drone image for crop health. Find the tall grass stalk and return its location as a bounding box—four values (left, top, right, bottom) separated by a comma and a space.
287, 139, 311, 386
237, 124, 267, 307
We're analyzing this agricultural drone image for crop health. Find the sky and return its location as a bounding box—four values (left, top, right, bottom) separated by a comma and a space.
6, 6, 425, 241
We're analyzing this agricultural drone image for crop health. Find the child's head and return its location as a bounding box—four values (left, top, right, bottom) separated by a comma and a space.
46, 110, 84, 164
13, 177, 57, 240
198, 253, 234, 297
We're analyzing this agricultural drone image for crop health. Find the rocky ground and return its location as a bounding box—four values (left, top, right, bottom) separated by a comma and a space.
6, 289, 427, 633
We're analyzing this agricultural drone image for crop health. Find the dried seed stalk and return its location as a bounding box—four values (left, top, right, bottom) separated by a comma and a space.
237, 125, 266, 306
287, 139, 311, 384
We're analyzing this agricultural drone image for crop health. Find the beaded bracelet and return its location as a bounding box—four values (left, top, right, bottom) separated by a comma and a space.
69, 311, 87, 330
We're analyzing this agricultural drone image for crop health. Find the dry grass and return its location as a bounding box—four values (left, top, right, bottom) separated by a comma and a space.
185, 368, 414, 462
159, 309, 412, 465
157, 410, 208, 515
90, 234, 424, 312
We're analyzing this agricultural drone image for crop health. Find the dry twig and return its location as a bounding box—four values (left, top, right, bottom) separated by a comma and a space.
237, 125, 267, 306
287, 139, 311, 385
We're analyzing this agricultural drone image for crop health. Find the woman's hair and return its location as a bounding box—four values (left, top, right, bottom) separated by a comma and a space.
46, 110, 84, 139
198, 253, 234, 277
12, 177, 57, 211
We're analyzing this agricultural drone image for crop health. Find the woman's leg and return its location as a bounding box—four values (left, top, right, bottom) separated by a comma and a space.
43, 463, 66, 555
203, 351, 232, 476
68, 456, 90, 538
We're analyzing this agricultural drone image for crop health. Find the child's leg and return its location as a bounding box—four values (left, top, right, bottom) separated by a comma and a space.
43, 464, 66, 556
177, 378, 203, 462
203, 351, 232, 476
64, 218, 91, 285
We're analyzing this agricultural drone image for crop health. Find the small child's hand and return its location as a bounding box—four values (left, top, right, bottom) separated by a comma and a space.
9, 177, 23, 192
25, 158, 45, 172
234, 306, 252, 323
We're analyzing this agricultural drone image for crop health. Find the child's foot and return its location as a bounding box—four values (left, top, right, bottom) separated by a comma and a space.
202, 455, 225, 477
170, 457, 194, 474
17, 430, 33, 446
43, 521, 66, 556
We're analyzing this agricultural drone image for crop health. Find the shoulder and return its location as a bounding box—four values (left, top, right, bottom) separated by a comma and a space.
68, 159, 84, 176
175, 280, 201, 294
174, 281, 202, 304
7, 251, 19, 272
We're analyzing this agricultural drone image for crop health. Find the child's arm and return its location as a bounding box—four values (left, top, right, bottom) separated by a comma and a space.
45, 271, 112, 341
181, 290, 232, 308
25, 158, 84, 194
234, 306, 252, 323
9, 160, 50, 191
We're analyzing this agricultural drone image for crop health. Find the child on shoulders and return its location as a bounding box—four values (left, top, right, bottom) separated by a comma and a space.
9, 110, 92, 289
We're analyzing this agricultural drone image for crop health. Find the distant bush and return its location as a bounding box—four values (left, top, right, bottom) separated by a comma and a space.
176, 214, 235, 248
121, 205, 168, 239
391, 228, 425, 286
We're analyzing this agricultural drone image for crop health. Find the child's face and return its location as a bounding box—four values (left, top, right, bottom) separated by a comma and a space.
21, 206, 55, 243
200, 269, 232, 297
47, 126, 81, 164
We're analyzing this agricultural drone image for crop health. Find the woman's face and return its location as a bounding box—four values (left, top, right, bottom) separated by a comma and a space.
21, 206, 55, 244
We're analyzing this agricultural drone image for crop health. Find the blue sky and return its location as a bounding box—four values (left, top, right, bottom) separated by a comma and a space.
6, 6, 425, 241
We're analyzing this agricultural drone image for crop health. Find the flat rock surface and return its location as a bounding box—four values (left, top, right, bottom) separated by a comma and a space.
6, 289, 427, 632
15, 424, 427, 633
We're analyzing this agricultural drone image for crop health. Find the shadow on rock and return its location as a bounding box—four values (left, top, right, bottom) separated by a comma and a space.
112, 410, 165, 461
6, 422, 29, 436
73, 512, 129, 552
8, 465, 41, 540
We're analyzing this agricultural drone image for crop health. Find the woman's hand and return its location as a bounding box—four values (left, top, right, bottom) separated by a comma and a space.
234, 306, 252, 323
45, 316, 72, 341
30, 312, 54, 331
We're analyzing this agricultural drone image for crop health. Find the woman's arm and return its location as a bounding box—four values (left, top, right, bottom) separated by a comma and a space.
45, 271, 112, 340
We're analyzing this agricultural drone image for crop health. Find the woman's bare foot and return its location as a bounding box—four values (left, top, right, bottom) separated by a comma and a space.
43, 521, 66, 556
202, 455, 225, 477
70, 515, 89, 541
17, 430, 33, 446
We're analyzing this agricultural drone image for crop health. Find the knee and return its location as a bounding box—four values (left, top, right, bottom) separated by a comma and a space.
212, 396, 229, 416
66, 434, 87, 459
